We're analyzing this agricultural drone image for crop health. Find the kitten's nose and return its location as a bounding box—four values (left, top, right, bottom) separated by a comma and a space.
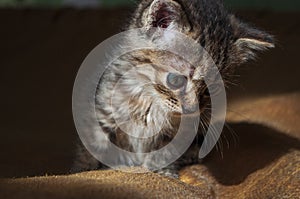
182, 104, 199, 114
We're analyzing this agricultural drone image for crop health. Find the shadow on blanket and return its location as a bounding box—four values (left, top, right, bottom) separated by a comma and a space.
1, 93, 299, 199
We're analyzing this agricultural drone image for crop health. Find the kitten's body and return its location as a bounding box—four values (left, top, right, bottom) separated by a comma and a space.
73, 0, 274, 177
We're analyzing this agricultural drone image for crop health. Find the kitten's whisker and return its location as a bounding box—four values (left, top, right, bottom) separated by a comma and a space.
223, 122, 239, 148
204, 112, 239, 153
223, 80, 239, 87
201, 113, 224, 158
199, 119, 206, 135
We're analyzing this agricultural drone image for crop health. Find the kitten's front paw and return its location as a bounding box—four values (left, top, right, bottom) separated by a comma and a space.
156, 168, 179, 179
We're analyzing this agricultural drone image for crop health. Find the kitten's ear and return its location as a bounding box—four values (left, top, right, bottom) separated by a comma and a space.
142, 0, 187, 29
231, 15, 275, 63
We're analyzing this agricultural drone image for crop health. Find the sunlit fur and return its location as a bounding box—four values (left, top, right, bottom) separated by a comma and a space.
73, 0, 274, 176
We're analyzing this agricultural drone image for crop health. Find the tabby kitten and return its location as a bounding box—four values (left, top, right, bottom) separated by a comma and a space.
73, 0, 274, 177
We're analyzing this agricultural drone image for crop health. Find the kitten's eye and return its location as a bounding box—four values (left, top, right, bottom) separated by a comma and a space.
167, 73, 187, 90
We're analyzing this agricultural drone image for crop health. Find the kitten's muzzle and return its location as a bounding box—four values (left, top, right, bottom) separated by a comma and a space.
182, 104, 198, 114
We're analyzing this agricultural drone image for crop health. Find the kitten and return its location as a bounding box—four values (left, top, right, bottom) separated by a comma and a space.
73, 0, 274, 177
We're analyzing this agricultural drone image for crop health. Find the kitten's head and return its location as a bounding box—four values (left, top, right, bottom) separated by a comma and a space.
125, 0, 274, 119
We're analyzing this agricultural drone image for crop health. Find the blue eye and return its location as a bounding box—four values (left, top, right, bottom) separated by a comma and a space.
167, 73, 187, 90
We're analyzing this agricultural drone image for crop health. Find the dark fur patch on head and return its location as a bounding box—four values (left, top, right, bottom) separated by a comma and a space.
131, 0, 274, 71
154, 83, 176, 98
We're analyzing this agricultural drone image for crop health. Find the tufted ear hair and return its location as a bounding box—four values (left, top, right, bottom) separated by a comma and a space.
230, 15, 275, 63
142, 0, 186, 29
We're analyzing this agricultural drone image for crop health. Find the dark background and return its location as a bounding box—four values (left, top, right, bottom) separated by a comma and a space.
0, 2, 299, 178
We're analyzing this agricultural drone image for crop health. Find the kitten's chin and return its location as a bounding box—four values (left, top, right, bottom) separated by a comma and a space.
171, 111, 201, 119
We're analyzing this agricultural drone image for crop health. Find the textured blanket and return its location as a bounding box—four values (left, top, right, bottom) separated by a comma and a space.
1, 93, 299, 199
